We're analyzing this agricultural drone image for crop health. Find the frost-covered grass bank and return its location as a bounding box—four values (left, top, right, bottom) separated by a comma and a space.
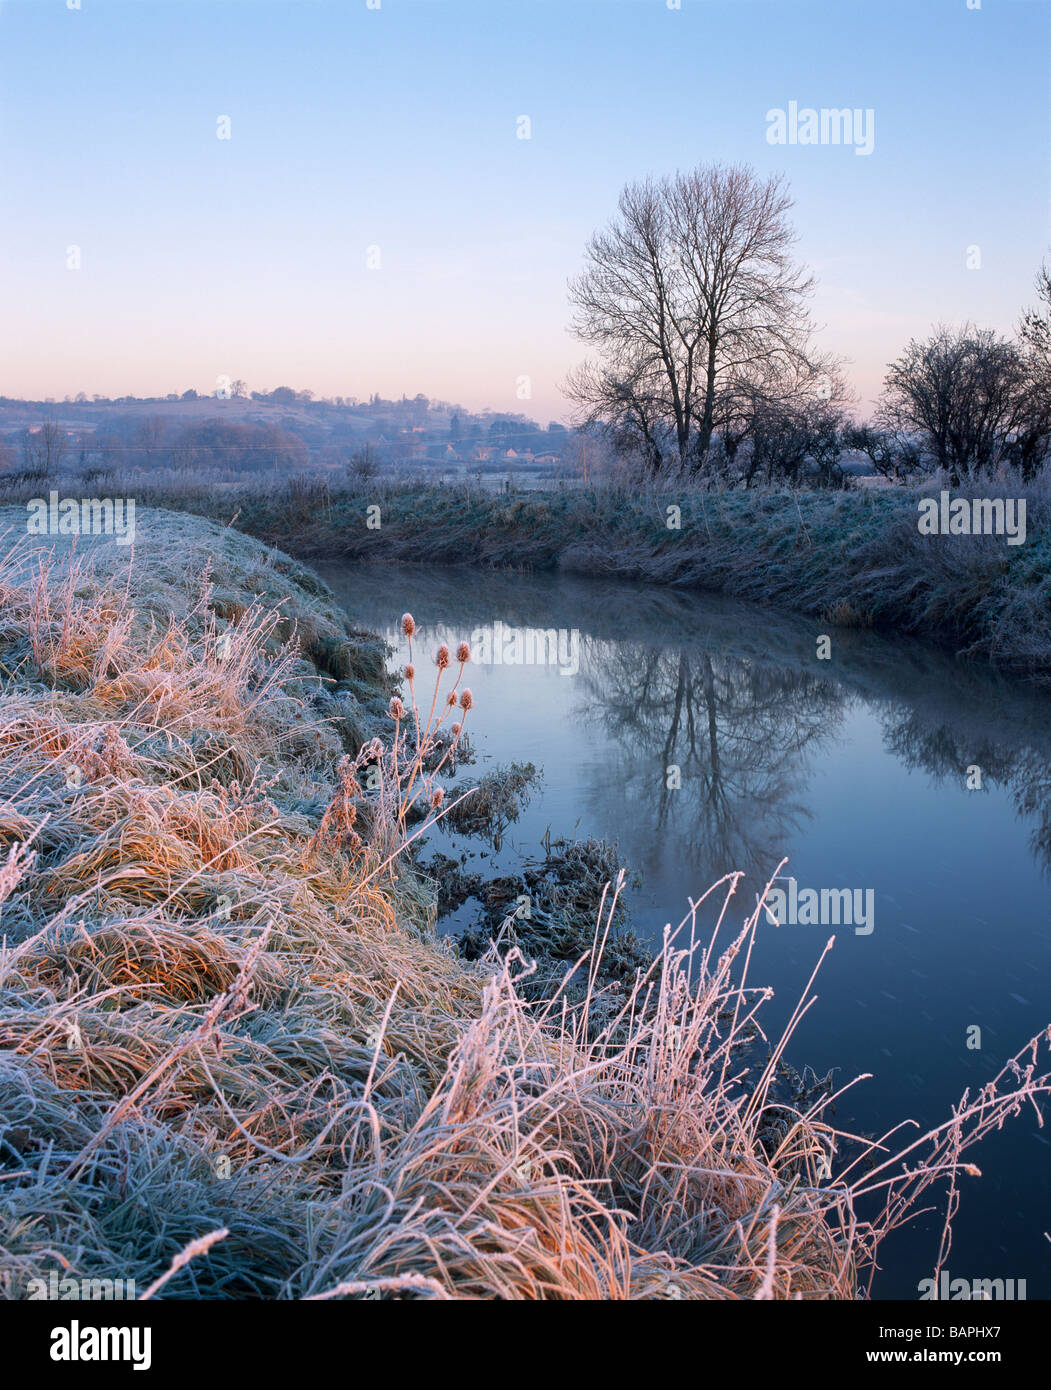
0, 508, 1048, 1300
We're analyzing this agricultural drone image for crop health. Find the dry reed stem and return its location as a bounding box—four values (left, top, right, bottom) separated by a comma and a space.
139, 1228, 230, 1301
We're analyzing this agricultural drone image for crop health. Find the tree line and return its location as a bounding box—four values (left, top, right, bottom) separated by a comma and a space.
567, 162, 1051, 487
0, 416, 309, 483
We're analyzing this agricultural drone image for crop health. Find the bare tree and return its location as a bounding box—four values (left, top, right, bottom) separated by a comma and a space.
1019, 261, 1051, 471
348, 444, 379, 481
877, 325, 1050, 484
20, 417, 69, 480
567, 163, 820, 474
135, 414, 167, 464
716, 356, 853, 488
843, 422, 923, 483
1020, 260, 1051, 377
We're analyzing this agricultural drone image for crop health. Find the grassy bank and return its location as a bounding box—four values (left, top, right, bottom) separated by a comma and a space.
1, 509, 1048, 1300
10, 471, 1046, 679
267, 479, 1051, 678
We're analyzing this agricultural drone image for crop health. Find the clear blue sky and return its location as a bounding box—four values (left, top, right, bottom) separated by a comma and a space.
1, 0, 1048, 420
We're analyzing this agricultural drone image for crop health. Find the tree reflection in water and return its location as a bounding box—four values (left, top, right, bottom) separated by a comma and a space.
579, 640, 844, 887
316, 560, 1051, 886
881, 710, 1051, 876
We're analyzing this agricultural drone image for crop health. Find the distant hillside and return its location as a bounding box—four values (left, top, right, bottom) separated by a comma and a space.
0, 393, 571, 475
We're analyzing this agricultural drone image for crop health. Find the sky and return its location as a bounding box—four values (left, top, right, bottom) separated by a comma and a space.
1, 0, 1049, 422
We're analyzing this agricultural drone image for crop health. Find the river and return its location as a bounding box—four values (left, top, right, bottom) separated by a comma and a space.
317, 560, 1051, 1300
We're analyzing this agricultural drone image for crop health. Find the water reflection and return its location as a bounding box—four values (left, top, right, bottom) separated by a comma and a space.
881, 709, 1051, 875
317, 561, 1051, 885
580, 643, 842, 884
315, 560, 1051, 1297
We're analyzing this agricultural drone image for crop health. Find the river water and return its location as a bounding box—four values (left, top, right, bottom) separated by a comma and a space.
317, 560, 1051, 1301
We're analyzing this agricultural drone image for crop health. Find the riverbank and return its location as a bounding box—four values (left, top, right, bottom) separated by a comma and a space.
1, 508, 1047, 1300
15, 474, 1045, 680
274, 479, 1051, 679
